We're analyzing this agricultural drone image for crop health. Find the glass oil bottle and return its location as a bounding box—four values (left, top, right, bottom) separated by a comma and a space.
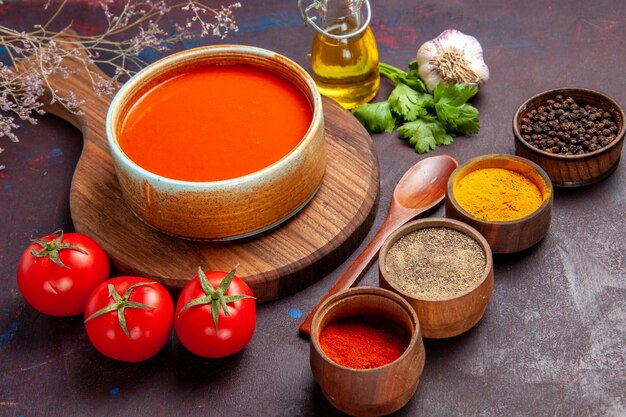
298, 0, 379, 109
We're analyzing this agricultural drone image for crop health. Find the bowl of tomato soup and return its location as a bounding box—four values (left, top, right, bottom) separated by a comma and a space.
106, 45, 326, 240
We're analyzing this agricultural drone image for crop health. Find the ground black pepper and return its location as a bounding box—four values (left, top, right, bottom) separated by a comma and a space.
384, 227, 486, 300
520, 95, 618, 155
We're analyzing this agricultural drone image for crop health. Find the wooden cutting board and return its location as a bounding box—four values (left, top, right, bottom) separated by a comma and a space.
39, 36, 379, 303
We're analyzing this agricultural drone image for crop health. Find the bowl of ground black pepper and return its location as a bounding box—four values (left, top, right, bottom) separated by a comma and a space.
379, 218, 494, 339
445, 154, 553, 254
310, 287, 425, 417
513, 88, 625, 187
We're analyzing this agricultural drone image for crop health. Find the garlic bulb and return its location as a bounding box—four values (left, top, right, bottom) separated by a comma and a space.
416, 29, 489, 92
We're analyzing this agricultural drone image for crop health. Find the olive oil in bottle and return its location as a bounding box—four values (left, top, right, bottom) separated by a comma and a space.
299, 0, 379, 109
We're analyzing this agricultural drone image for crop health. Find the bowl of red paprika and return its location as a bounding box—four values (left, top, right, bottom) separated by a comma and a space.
310, 287, 425, 417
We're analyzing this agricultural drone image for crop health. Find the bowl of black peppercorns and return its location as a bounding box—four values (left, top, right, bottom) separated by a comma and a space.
513, 88, 625, 187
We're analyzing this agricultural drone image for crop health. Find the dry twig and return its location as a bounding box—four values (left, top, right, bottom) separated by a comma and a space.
0, 0, 241, 169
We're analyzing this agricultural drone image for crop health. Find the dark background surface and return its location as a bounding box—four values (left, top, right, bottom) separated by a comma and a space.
1, 1, 625, 416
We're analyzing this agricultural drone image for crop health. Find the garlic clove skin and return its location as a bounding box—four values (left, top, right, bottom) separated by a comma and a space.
416, 29, 489, 92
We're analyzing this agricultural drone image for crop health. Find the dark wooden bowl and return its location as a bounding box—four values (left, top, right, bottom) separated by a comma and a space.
310, 287, 425, 417
379, 218, 494, 339
513, 88, 625, 187
445, 154, 553, 254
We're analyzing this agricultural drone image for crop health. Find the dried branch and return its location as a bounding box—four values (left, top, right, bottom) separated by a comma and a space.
0, 0, 242, 169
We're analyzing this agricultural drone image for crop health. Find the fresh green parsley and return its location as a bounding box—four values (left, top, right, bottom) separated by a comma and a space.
433, 82, 480, 135
398, 118, 453, 154
380, 61, 427, 93
352, 100, 395, 133
352, 61, 481, 153
388, 83, 433, 122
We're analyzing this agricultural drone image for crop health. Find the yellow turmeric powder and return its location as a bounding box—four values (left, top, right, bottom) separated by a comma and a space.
454, 168, 543, 221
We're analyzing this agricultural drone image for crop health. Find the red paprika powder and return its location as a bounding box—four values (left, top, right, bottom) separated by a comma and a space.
319, 316, 410, 369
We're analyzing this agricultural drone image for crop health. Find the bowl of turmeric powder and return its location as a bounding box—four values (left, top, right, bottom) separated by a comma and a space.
444, 154, 553, 254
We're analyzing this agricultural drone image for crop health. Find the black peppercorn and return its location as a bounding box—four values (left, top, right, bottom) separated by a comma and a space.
520, 95, 618, 154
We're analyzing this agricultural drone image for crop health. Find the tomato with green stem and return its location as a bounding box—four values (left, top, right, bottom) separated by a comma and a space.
175, 266, 256, 358
17, 230, 109, 316
84, 277, 174, 362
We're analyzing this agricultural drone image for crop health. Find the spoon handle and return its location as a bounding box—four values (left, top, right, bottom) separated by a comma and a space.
298, 212, 403, 338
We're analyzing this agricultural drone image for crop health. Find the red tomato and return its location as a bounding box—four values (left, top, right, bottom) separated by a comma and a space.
84, 277, 174, 362
175, 267, 256, 358
17, 230, 110, 316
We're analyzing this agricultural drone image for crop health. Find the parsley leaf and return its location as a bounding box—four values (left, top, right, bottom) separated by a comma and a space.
433, 82, 478, 105
442, 104, 480, 134
397, 118, 454, 154
403, 61, 427, 93
388, 83, 433, 122
379, 61, 427, 93
433, 82, 480, 134
351, 100, 396, 133
352, 62, 481, 154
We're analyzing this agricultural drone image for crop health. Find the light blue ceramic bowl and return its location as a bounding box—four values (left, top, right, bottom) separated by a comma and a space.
106, 45, 326, 240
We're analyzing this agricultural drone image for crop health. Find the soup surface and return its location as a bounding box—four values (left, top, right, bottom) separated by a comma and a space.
119, 64, 312, 181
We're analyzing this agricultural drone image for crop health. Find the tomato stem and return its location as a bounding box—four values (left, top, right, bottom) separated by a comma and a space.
178, 266, 254, 331
85, 281, 156, 338
30, 229, 87, 269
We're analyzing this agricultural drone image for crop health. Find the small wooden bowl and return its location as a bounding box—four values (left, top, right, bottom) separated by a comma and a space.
445, 154, 553, 254
106, 45, 326, 240
513, 88, 625, 187
379, 218, 494, 339
310, 287, 425, 417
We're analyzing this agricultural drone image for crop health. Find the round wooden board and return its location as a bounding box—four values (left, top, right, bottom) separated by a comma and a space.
67, 93, 379, 303
34, 38, 380, 303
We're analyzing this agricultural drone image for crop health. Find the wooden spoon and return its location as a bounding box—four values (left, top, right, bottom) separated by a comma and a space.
298, 154, 458, 337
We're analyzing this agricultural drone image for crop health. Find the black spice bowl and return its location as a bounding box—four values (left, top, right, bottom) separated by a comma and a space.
513, 88, 625, 187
